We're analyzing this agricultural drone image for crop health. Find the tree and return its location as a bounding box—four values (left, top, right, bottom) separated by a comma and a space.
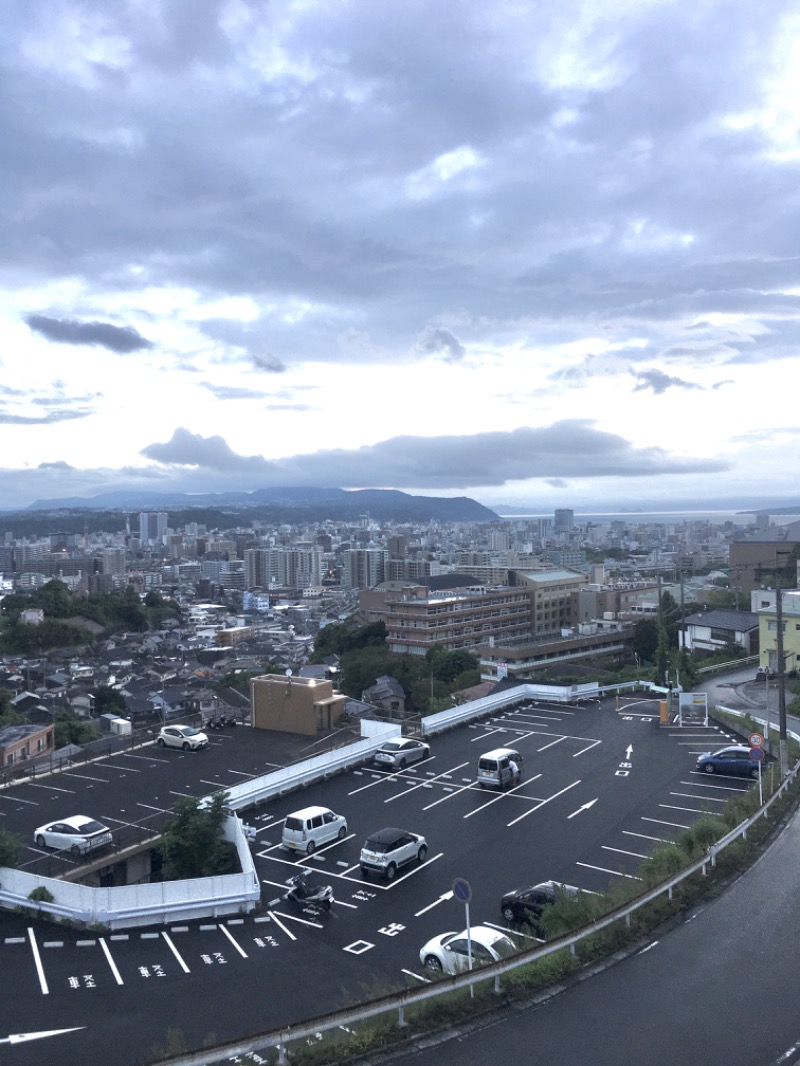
632, 619, 659, 662
0, 826, 24, 868
160, 793, 237, 880
53, 709, 99, 747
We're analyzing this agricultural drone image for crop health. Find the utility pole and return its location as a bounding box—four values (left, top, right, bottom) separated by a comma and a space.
775, 586, 788, 779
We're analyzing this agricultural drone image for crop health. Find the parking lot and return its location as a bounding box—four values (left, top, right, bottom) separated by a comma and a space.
0, 696, 761, 1064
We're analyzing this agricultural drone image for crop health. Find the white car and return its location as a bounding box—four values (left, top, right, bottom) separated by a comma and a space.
157, 725, 209, 750
373, 737, 431, 770
419, 925, 517, 974
33, 815, 112, 856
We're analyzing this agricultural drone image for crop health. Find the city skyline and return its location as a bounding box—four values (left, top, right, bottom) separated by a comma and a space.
3, 2, 800, 513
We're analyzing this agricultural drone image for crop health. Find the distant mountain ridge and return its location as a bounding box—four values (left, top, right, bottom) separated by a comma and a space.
18, 486, 499, 523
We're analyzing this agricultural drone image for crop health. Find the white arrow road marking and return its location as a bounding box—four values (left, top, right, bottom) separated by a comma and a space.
626, 744, 634, 759
0, 1028, 85, 1045
568, 798, 598, 819
414, 891, 454, 917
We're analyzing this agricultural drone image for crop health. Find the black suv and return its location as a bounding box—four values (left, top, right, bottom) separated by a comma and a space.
359, 827, 428, 880
501, 880, 580, 923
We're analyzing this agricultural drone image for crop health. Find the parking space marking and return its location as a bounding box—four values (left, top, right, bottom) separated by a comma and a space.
659, 803, 721, 816
99, 938, 124, 985
642, 816, 691, 830
218, 924, 249, 958
27, 783, 76, 794
265, 913, 298, 939
61, 772, 110, 783
0, 794, 38, 805
623, 830, 674, 844
577, 862, 641, 880
669, 791, 726, 804
99, 764, 143, 773
464, 776, 541, 819
383, 762, 470, 804
537, 736, 567, 752
506, 778, 581, 827
27, 928, 49, 995
602, 845, 648, 859
573, 739, 602, 757
136, 802, 170, 813
403, 968, 431, 983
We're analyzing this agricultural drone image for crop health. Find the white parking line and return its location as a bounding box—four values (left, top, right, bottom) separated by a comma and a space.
27, 784, 75, 794
506, 778, 581, 827
642, 816, 691, 830
659, 803, 721, 816
577, 862, 641, 880
383, 763, 470, 804
623, 830, 674, 844
99, 938, 124, 985
218, 924, 248, 958
162, 932, 191, 973
602, 845, 648, 859
670, 791, 726, 803
99, 764, 143, 773
27, 928, 48, 995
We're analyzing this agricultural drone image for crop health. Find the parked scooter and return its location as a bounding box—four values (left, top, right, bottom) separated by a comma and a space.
283, 873, 334, 911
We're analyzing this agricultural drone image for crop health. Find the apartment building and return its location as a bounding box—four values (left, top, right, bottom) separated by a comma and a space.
383, 584, 533, 656
510, 568, 585, 638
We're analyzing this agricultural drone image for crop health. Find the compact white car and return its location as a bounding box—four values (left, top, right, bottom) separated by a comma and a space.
419, 925, 517, 974
157, 725, 209, 751
33, 815, 112, 856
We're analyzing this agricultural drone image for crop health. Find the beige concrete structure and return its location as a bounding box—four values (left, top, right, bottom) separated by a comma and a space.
250, 674, 347, 735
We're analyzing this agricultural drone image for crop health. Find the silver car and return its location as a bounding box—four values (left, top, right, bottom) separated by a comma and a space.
373, 737, 430, 770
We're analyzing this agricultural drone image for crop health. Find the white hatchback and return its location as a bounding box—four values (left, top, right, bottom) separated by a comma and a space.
157, 725, 209, 751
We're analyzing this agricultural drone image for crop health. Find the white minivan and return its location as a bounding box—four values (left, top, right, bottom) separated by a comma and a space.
281, 806, 348, 855
476, 747, 523, 789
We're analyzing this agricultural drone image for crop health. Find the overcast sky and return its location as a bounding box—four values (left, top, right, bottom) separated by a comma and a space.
3, 0, 800, 514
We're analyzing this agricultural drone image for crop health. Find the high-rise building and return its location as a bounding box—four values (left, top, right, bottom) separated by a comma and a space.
345, 549, 388, 590
554, 509, 574, 534
139, 512, 168, 545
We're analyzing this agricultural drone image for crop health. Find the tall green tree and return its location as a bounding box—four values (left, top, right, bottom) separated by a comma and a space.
160, 793, 236, 880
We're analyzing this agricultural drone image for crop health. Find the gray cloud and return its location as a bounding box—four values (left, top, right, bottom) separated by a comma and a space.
416, 326, 466, 363
25, 315, 154, 353
139, 422, 727, 491
0, 408, 93, 425
632, 369, 702, 395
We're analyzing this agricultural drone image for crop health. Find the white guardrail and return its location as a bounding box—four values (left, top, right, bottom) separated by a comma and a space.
0, 815, 261, 930
421, 682, 601, 735
0, 722, 401, 929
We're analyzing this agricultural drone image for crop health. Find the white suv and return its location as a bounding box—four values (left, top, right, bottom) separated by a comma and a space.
360, 827, 428, 880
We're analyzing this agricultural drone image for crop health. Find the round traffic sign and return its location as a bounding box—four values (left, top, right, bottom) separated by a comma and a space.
749, 732, 764, 748
749, 746, 765, 762
452, 878, 472, 903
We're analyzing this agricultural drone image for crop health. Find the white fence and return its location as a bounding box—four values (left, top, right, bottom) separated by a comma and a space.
0, 815, 261, 930
421, 682, 601, 736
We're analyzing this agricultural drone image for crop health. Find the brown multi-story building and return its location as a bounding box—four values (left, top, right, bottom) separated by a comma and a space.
383, 585, 533, 656
729, 521, 800, 592
510, 567, 585, 638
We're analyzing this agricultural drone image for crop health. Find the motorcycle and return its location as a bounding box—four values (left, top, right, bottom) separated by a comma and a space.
283, 873, 334, 911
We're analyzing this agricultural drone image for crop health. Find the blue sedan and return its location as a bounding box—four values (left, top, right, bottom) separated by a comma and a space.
695, 745, 760, 778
